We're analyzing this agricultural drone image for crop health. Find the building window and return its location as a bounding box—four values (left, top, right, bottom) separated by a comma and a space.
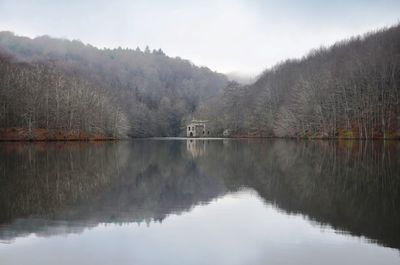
188, 127, 190, 131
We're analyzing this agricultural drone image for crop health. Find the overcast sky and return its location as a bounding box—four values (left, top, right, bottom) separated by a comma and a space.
0, 0, 399, 75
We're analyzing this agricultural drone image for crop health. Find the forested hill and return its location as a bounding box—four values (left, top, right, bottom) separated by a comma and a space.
197, 24, 400, 139
0, 32, 228, 137
1, 24, 399, 140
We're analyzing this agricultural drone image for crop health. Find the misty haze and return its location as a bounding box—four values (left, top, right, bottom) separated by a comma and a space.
0, 1, 399, 265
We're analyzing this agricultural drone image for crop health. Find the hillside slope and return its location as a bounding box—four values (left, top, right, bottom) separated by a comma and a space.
0, 50, 128, 140
0, 32, 228, 137
197, 24, 400, 139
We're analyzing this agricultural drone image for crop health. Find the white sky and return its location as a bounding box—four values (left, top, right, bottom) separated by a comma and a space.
0, 0, 399, 76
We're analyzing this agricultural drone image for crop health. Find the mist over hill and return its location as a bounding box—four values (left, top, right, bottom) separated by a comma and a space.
225, 72, 256, 85
0, 32, 228, 137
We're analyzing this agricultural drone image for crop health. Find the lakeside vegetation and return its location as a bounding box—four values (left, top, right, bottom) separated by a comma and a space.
0, 24, 399, 140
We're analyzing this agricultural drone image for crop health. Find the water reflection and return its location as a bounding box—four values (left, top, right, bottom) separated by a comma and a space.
186, 139, 208, 157
0, 139, 399, 264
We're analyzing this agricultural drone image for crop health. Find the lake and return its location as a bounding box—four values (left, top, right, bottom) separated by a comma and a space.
0, 139, 399, 265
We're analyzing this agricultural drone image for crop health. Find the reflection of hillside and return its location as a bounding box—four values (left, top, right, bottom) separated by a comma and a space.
54, 141, 226, 224
0, 142, 130, 224
199, 140, 400, 250
0, 141, 226, 241
0, 140, 399, 251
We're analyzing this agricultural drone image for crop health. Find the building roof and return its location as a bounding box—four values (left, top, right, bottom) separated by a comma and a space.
189, 120, 208, 124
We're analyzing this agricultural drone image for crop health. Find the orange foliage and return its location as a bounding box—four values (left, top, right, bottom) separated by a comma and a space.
0, 128, 116, 141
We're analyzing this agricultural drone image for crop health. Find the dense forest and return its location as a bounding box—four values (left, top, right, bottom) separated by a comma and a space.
0, 32, 227, 138
0, 24, 399, 139
197, 24, 400, 139
0, 51, 129, 139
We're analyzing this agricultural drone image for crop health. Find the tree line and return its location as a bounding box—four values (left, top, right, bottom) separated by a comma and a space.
0, 50, 128, 138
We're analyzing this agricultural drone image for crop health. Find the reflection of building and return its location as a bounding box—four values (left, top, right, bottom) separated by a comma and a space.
186, 139, 207, 157
187, 120, 209, 137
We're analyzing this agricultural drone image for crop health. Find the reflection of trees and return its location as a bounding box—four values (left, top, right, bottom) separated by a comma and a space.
0, 142, 129, 224
199, 140, 400, 250
0, 140, 399, 250
58, 141, 226, 223
0, 141, 226, 240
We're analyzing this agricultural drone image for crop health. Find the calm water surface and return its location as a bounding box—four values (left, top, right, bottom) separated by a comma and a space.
0, 139, 399, 265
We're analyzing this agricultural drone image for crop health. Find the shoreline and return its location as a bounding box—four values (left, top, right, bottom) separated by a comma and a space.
1, 127, 398, 142
0, 136, 398, 142
0, 128, 119, 142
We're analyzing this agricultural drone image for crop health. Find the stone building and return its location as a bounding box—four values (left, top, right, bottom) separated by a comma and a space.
187, 120, 209, 137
